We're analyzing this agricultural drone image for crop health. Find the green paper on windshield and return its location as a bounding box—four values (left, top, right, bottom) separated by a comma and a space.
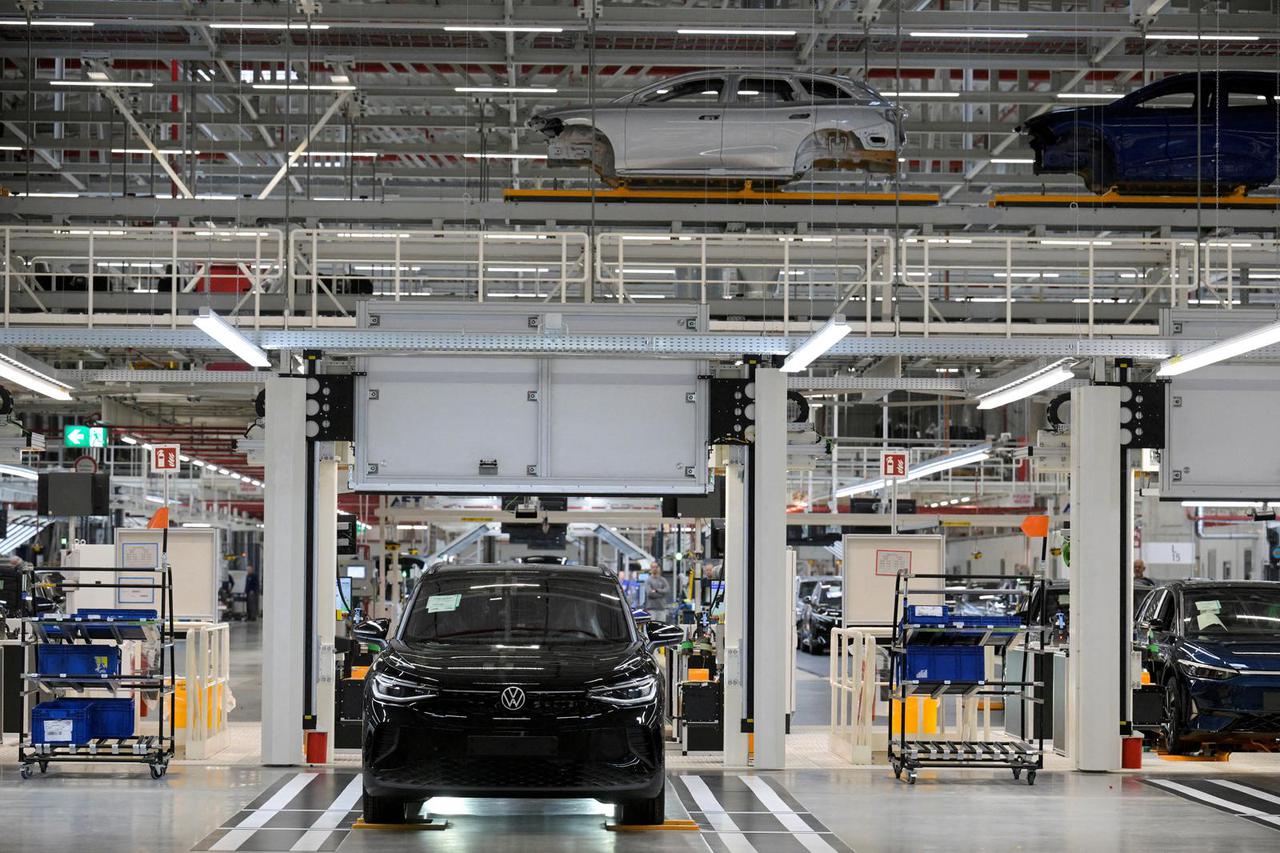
427, 594, 462, 613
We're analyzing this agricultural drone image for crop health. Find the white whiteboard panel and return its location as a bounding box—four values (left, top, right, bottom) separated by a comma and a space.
116, 528, 219, 622
841, 534, 944, 628
1160, 365, 1280, 500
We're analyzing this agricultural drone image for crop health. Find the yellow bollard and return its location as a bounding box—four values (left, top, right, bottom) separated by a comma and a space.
890, 697, 940, 734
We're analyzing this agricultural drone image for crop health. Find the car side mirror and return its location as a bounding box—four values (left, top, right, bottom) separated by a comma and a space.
355, 619, 390, 649
632, 607, 653, 625
646, 622, 684, 649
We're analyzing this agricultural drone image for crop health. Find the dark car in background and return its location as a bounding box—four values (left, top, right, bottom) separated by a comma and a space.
360, 563, 681, 824
1134, 580, 1280, 754
798, 578, 843, 653
1019, 72, 1280, 194
796, 574, 839, 633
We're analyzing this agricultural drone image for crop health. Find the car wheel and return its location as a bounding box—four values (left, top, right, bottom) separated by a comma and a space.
1162, 676, 1190, 755
796, 624, 804, 650
618, 783, 665, 826
362, 787, 407, 824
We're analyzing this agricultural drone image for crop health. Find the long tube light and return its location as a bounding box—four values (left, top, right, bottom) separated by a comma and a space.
1145, 33, 1259, 41
834, 445, 992, 498
0, 463, 38, 480
910, 31, 1028, 38
0, 19, 94, 27
677, 28, 797, 36
252, 83, 355, 92
976, 361, 1075, 410
192, 308, 271, 368
463, 152, 548, 160
780, 316, 851, 374
455, 86, 558, 94
52, 80, 154, 88
1057, 92, 1121, 100
444, 25, 563, 33
881, 91, 960, 98
0, 352, 73, 401
210, 22, 330, 30
1157, 319, 1280, 377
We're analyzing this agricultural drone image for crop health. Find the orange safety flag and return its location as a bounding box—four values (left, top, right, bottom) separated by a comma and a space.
1020, 514, 1050, 538
147, 507, 170, 529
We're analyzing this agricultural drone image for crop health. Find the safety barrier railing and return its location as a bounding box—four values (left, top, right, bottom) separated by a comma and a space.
0, 226, 284, 327
287, 228, 591, 324
4, 226, 1278, 332
829, 628, 884, 764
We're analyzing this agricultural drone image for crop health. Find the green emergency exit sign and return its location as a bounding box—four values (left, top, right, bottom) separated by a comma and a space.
64, 425, 107, 448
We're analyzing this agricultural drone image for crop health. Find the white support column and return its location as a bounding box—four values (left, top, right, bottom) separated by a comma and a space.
262, 376, 307, 765
752, 368, 788, 769
1069, 384, 1123, 772
721, 449, 749, 767
313, 454, 339, 763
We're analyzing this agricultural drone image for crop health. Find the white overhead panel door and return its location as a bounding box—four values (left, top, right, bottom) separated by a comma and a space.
352, 303, 710, 494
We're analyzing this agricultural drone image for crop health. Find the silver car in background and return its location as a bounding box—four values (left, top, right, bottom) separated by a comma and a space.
529, 70, 903, 185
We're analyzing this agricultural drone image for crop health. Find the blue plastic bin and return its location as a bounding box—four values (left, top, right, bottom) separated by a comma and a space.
75, 608, 158, 621
36, 645, 120, 677
31, 699, 93, 745
88, 698, 135, 739
902, 646, 985, 682
904, 604, 950, 625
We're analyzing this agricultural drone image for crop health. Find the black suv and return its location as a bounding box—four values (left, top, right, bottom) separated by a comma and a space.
360, 562, 681, 824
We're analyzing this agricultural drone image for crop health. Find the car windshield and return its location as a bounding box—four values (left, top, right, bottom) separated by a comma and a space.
401, 571, 634, 646
1180, 587, 1280, 636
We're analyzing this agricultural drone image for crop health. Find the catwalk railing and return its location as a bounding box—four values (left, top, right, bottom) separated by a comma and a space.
3, 226, 1278, 331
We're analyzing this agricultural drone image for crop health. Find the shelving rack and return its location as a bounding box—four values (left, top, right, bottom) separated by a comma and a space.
17, 563, 176, 779
887, 570, 1045, 785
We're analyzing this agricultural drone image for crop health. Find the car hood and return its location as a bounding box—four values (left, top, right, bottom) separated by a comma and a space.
1180, 637, 1280, 671
1018, 106, 1107, 135
377, 639, 653, 689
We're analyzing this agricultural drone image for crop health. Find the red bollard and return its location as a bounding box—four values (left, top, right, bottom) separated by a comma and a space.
305, 731, 329, 764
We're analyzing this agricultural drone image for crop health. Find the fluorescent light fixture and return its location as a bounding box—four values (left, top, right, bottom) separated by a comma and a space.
780, 315, 851, 374
1040, 238, 1112, 246
991, 157, 1034, 164
0, 463, 37, 480
487, 293, 541, 298
1144, 33, 1259, 41
0, 350, 73, 401
192, 307, 271, 368
182, 522, 213, 528
620, 268, 676, 275
835, 444, 992, 498
217, 468, 232, 476
13, 192, 80, 198
910, 31, 1028, 38
737, 90, 761, 96
112, 148, 200, 155
484, 233, 548, 240
210, 22, 330, 30
0, 145, 23, 151
488, 266, 552, 273
455, 86, 558, 94
52, 80, 153, 88
444, 25, 563, 33
252, 83, 355, 91
191, 459, 207, 467
462, 152, 547, 160
976, 360, 1075, 410
1057, 92, 1121, 100
120, 435, 138, 445
881, 91, 960, 98
1157, 319, 1280, 377
298, 151, 378, 158
179, 455, 191, 462
330, 74, 350, 84
1072, 297, 1131, 304
86, 71, 110, 81
1180, 501, 1264, 508
144, 495, 165, 504
194, 193, 238, 200
676, 28, 797, 36
0, 19, 94, 27
629, 294, 667, 299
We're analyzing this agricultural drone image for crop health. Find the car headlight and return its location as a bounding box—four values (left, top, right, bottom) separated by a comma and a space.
589, 676, 658, 707
1176, 659, 1237, 681
371, 672, 439, 704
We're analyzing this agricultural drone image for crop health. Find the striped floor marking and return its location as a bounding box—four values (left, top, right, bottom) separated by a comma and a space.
1146, 778, 1280, 832
194, 771, 364, 852
678, 774, 853, 853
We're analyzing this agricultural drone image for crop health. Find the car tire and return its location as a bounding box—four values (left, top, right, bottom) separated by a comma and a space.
619, 784, 665, 826
1162, 676, 1190, 756
362, 788, 407, 824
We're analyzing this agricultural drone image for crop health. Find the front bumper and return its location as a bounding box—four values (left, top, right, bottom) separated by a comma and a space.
362, 696, 664, 801
1185, 675, 1280, 740
808, 617, 837, 648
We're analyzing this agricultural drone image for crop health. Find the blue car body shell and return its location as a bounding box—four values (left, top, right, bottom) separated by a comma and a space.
1020, 72, 1280, 194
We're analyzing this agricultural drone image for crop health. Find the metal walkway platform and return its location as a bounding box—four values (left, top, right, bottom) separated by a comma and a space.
504, 184, 939, 206
991, 190, 1280, 210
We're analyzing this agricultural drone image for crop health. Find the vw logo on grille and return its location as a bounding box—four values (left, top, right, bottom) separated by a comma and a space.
499, 686, 527, 712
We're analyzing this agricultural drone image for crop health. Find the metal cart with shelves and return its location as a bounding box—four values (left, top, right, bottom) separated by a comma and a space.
887, 570, 1045, 785
18, 564, 175, 779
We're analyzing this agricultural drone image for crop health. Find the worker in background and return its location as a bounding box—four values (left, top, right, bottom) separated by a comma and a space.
244, 563, 260, 621
1134, 559, 1155, 589
644, 567, 671, 623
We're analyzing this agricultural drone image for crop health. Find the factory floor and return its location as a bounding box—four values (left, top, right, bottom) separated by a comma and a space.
5, 626, 1280, 850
